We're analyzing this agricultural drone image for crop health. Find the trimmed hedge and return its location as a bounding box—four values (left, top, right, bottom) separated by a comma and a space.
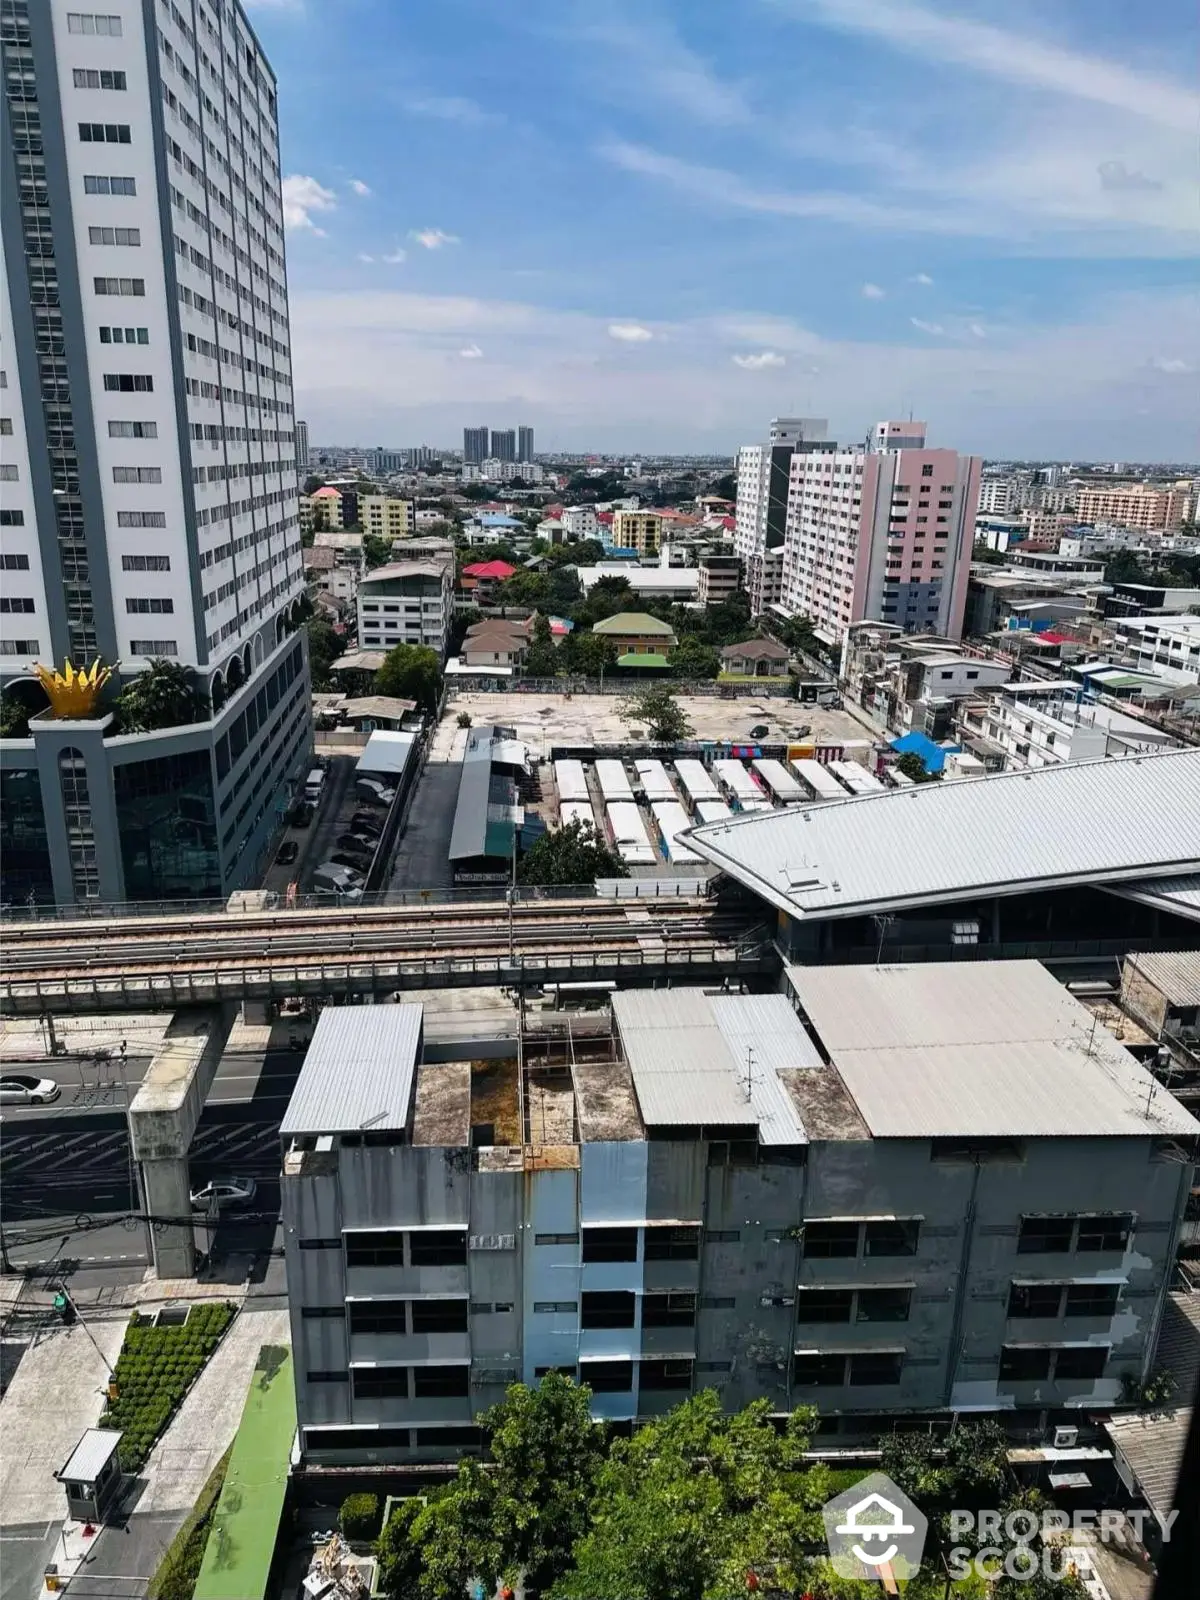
101, 1302, 236, 1474
147, 1444, 232, 1600
339, 1491, 382, 1542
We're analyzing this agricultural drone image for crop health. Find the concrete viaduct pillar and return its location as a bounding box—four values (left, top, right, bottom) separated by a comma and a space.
128, 1007, 234, 1280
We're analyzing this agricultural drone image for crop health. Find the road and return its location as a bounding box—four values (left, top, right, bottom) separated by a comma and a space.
0, 1046, 303, 1287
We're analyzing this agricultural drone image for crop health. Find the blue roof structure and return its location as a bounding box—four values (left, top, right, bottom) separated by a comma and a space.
476, 512, 521, 529
890, 730, 958, 774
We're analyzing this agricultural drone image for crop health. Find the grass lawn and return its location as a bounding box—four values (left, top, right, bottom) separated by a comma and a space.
147, 1446, 232, 1600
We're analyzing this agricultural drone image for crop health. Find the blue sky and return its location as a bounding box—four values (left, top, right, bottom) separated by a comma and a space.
247, 0, 1197, 459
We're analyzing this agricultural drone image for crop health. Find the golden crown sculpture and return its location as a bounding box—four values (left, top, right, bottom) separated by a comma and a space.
32, 658, 114, 719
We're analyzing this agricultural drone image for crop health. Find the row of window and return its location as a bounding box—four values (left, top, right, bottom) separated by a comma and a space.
104, 373, 153, 392
79, 122, 131, 143
67, 13, 122, 35
85, 173, 136, 195
89, 225, 139, 245
73, 67, 126, 90
308, 1366, 470, 1400
100, 326, 149, 344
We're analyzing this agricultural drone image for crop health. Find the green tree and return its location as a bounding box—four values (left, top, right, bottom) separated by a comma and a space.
518, 818, 628, 886
302, 473, 327, 496
668, 636, 719, 680
305, 619, 343, 692
523, 614, 559, 678
116, 660, 210, 732
711, 471, 737, 500
620, 684, 694, 743
363, 533, 392, 570
551, 1394, 820, 1600
374, 1498, 424, 1598
499, 569, 551, 609
971, 541, 1009, 566
564, 630, 619, 678
894, 751, 939, 784
1104, 548, 1144, 585
573, 576, 635, 627
376, 643, 442, 711
0, 679, 49, 738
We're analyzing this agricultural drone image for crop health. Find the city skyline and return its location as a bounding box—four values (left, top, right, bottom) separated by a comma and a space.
247, 0, 1195, 460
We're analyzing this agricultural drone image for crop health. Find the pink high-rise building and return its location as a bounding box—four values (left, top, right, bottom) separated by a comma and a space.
781, 421, 981, 641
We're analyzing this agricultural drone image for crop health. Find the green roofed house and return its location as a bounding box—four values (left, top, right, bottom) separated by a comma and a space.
617, 652, 670, 670
591, 612, 678, 653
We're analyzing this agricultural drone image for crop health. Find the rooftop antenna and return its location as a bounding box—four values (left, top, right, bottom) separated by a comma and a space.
742, 1046, 757, 1103
873, 913, 895, 965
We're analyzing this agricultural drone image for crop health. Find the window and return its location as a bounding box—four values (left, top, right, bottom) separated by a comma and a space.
306, 1426, 411, 1452
84, 175, 136, 195
100, 327, 149, 344
1065, 1284, 1120, 1318
641, 1293, 696, 1328
73, 68, 127, 89
848, 1352, 903, 1386
865, 1221, 920, 1258
857, 1287, 912, 1323
535, 1232, 579, 1246
298, 1238, 341, 1251
411, 1300, 468, 1334
999, 1346, 1052, 1382
0, 419, 12, 435
795, 1289, 853, 1323
301, 1306, 345, 1320
114, 466, 161, 483
0, 466, 16, 482
1018, 1216, 1075, 1255
349, 1302, 407, 1335
0, 639, 41, 655
1008, 1283, 1063, 1319
409, 1230, 467, 1266
118, 512, 166, 529
108, 420, 156, 437
413, 1365, 469, 1397
104, 374, 153, 392
79, 125, 132, 144
643, 1226, 700, 1262
121, 555, 170, 572
0, 597, 35, 613
704, 1230, 741, 1243
95, 277, 145, 295
0, 510, 26, 527
792, 1354, 846, 1387
533, 1301, 577, 1315
89, 226, 139, 244
352, 1367, 408, 1399
640, 1359, 693, 1391
921, 464, 934, 477
1077, 1214, 1133, 1253
345, 1231, 405, 1269
802, 1222, 859, 1259
68, 13, 123, 34
585, 1360, 633, 1393
129, 639, 177, 655
581, 1291, 635, 1330
306, 1370, 348, 1384
581, 1226, 638, 1263
1055, 1346, 1109, 1380
0, 554, 30, 570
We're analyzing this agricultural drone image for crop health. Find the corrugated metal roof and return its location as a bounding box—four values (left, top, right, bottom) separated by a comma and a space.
612, 989, 811, 1141
685, 749, 1200, 920
58, 1429, 122, 1484
357, 730, 416, 776
787, 960, 1200, 1139
1108, 874, 1200, 924
1123, 951, 1200, 1007
280, 1005, 423, 1136
449, 725, 498, 861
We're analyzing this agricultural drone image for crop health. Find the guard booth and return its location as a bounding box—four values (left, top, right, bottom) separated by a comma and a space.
56, 1429, 123, 1523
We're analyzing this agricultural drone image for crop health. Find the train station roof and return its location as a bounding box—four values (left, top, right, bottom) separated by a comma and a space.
683, 748, 1200, 922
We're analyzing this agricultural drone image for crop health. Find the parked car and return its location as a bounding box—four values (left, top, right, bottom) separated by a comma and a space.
355, 779, 395, 806
275, 840, 299, 865
337, 831, 377, 854
350, 812, 384, 836
0, 1073, 61, 1106
313, 863, 364, 899
290, 802, 313, 828
330, 850, 372, 874
190, 1176, 257, 1209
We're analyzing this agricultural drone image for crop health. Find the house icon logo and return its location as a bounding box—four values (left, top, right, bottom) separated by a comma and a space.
822, 1472, 928, 1580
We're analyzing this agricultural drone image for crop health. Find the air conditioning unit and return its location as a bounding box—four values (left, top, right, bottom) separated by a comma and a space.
1053, 1425, 1079, 1449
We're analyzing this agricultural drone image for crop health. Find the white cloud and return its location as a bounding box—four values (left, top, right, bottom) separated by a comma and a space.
608, 322, 654, 343
357, 253, 375, 264
861, 282, 886, 299
791, 0, 1198, 132
459, 344, 484, 359
732, 351, 786, 369
969, 322, 987, 339
577, 12, 752, 129
912, 272, 934, 285
348, 178, 371, 198
281, 174, 337, 233
410, 228, 459, 250
910, 318, 945, 335
382, 247, 407, 265
1150, 356, 1191, 374
402, 94, 501, 127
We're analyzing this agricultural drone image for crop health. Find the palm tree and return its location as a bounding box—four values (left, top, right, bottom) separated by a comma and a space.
115, 660, 210, 732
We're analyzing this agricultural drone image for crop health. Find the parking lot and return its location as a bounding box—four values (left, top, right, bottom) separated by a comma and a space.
432, 691, 874, 758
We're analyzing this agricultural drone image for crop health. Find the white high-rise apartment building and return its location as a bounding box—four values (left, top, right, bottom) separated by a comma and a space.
977, 477, 1016, 516
295, 417, 309, 472
0, 0, 311, 908
734, 416, 829, 614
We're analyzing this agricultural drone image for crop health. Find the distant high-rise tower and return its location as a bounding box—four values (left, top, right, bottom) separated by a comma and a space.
0, 0, 310, 908
734, 418, 831, 614
490, 429, 516, 464
517, 425, 534, 463
463, 426, 488, 465
295, 420, 310, 472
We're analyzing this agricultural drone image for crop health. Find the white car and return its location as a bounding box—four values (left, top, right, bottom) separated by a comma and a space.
190, 1177, 257, 1209
0, 1073, 61, 1106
